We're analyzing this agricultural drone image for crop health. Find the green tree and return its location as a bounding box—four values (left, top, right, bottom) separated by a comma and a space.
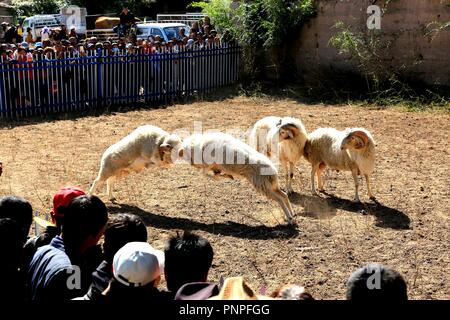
12, 0, 69, 16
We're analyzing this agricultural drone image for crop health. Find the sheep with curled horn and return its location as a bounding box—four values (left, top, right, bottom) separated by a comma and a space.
303, 128, 376, 202
249, 116, 308, 194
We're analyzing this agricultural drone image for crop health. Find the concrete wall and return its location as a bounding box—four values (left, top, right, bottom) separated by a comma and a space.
293, 0, 450, 86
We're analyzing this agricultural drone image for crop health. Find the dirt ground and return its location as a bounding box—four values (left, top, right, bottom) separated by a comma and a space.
0, 96, 449, 300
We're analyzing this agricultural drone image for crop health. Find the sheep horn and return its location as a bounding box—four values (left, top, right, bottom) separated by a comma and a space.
280, 123, 299, 136
350, 130, 369, 146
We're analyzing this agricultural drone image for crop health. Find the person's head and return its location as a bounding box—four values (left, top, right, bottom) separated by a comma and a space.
164, 232, 214, 292
51, 186, 85, 227
61, 195, 108, 254
346, 263, 408, 301
42, 39, 51, 48
69, 37, 77, 45
44, 47, 55, 58
26, 27, 32, 33
17, 47, 27, 56
106, 242, 164, 301
0, 218, 24, 272
204, 16, 211, 25
122, 7, 129, 14
103, 214, 147, 263
0, 196, 33, 242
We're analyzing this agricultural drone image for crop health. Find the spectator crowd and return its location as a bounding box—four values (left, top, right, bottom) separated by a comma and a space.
0, 186, 409, 302
0, 16, 236, 62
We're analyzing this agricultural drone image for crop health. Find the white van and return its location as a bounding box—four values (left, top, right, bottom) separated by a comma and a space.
135, 23, 190, 42
22, 15, 60, 41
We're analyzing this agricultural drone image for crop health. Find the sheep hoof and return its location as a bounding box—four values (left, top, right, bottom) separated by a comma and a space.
352, 198, 361, 203
109, 197, 117, 203
369, 196, 376, 201
286, 219, 295, 225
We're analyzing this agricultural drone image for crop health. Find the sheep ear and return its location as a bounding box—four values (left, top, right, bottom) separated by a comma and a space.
350, 131, 369, 148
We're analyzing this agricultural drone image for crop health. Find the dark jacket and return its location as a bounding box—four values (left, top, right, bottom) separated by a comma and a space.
27, 235, 80, 301
23, 226, 60, 270
119, 12, 135, 25
85, 260, 111, 301
27, 236, 103, 302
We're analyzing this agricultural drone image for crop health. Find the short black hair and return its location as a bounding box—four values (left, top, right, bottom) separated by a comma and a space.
103, 213, 147, 263
0, 218, 23, 271
164, 232, 214, 292
0, 196, 33, 241
346, 263, 408, 301
62, 195, 108, 246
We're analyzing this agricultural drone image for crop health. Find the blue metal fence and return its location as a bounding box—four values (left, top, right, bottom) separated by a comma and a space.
0, 44, 240, 118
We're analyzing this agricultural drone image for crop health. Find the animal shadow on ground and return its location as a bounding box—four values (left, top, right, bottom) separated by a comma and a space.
289, 192, 411, 230
107, 203, 300, 240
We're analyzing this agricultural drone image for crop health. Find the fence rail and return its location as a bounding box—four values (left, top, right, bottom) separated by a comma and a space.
0, 44, 240, 119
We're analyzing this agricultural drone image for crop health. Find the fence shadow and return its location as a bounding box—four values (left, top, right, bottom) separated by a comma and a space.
0, 85, 240, 129
107, 203, 299, 240
289, 192, 411, 230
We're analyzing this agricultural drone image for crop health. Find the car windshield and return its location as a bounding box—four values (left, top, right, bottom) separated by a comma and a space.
163, 26, 189, 40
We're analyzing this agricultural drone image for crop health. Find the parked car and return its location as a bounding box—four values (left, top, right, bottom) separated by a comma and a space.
134, 23, 190, 42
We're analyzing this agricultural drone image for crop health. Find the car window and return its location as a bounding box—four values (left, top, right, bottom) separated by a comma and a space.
163, 27, 179, 40
136, 27, 148, 36
163, 26, 189, 40
150, 28, 164, 38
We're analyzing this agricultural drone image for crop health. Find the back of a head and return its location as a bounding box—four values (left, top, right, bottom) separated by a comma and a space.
346, 263, 408, 301
62, 195, 108, 247
0, 218, 23, 272
0, 196, 33, 241
164, 232, 214, 292
103, 213, 148, 263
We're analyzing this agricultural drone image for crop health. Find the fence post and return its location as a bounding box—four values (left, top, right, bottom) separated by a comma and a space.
96, 48, 104, 108
0, 62, 4, 118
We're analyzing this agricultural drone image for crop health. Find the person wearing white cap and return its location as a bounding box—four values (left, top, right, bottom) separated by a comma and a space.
102, 242, 167, 302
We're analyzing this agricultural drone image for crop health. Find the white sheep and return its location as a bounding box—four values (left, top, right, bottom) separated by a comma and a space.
303, 128, 376, 202
249, 116, 308, 194
177, 132, 295, 224
89, 125, 182, 200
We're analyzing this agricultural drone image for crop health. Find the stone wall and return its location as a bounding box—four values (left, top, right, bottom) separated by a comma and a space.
293, 0, 450, 86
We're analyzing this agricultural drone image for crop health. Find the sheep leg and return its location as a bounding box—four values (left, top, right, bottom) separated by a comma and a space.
351, 169, 360, 202
89, 176, 104, 195
311, 164, 320, 196
89, 165, 112, 195
270, 187, 295, 224
283, 162, 294, 194
365, 174, 375, 200
317, 165, 326, 192
106, 176, 117, 201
